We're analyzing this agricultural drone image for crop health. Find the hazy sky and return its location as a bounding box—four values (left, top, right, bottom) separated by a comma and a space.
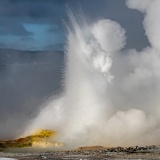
0, 0, 149, 51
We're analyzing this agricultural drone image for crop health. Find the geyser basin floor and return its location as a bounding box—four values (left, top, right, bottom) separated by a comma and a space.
0, 158, 17, 160
0, 145, 160, 160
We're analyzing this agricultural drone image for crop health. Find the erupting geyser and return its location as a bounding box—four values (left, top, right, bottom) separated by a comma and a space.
25, 0, 160, 148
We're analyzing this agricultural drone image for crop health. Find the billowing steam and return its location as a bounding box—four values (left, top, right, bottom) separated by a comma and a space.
25, 0, 160, 148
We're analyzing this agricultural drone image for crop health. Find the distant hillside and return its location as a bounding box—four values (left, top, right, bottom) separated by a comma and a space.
44, 43, 64, 51
0, 48, 64, 66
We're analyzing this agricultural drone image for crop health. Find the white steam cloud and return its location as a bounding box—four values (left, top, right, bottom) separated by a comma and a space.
25, 1, 160, 148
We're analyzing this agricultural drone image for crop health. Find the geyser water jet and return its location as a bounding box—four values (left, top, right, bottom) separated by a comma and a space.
25, 0, 160, 148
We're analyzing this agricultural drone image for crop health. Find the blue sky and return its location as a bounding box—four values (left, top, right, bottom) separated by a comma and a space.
0, 0, 149, 51
0, 0, 67, 50
23, 24, 64, 50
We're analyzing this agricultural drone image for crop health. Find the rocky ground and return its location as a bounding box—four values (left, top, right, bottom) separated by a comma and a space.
1, 145, 160, 160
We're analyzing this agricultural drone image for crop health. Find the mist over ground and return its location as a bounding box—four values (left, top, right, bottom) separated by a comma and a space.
24, 0, 160, 148
0, 49, 64, 139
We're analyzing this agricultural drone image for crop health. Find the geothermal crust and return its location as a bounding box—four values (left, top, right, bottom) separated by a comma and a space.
0, 129, 63, 151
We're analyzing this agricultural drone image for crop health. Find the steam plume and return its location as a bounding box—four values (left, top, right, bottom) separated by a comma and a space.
25, 1, 160, 148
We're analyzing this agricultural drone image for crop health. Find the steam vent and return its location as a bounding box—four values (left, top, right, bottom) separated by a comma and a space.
0, 129, 63, 150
